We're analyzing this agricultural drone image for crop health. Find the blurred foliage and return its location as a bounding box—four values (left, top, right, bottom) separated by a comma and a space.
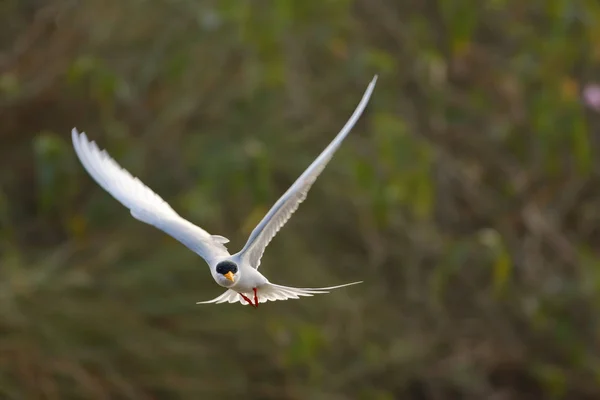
1, 0, 600, 399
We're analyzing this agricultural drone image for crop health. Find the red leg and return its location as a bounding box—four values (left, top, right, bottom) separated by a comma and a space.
239, 293, 255, 307
253, 288, 259, 307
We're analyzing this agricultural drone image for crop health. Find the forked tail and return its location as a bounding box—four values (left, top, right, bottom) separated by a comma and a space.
196, 281, 362, 306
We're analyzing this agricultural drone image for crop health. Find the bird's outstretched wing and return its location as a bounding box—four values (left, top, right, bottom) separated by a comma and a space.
196, 281, 362, 305
71, 129, 230, 264
236, 76, 378, 269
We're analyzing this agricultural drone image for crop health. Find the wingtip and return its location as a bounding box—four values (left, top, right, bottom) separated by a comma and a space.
343, 280, 363, 288
71, 127, 86, 143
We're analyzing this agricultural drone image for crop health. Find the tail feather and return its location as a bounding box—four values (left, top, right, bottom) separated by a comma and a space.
196, 281, 362, 306
196, 289, 239, 304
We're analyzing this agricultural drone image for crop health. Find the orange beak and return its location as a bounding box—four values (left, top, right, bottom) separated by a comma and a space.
224, 271, 235, 282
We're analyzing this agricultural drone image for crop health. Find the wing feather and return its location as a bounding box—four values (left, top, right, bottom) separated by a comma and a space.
71, 129, 229, 264
237, 76, 378, 269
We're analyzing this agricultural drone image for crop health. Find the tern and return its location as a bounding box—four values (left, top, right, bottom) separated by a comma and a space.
71, 75, 377, 307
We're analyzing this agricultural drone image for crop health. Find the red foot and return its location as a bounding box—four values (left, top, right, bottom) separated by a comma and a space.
239, 293, 254, 307
239, 289, 259, 308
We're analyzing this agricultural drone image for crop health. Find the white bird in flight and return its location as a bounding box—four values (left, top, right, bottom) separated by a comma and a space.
71, 75, 378, 308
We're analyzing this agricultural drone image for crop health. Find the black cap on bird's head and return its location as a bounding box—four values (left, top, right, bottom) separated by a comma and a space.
216, 261, 238, 283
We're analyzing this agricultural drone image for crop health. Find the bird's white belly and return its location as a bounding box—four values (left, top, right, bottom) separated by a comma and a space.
232, 269, 268, 293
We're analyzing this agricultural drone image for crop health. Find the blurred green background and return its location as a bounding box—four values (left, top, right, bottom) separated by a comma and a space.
2, 1, 600, 399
